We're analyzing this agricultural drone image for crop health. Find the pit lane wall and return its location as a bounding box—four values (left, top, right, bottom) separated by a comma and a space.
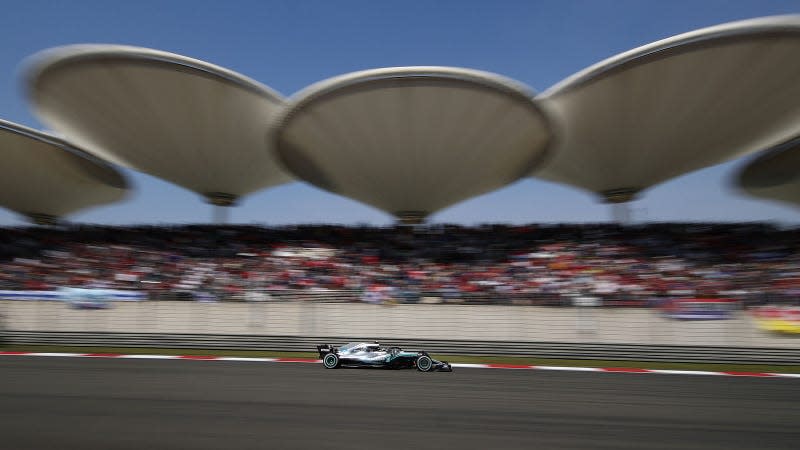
2, 300, 799, 360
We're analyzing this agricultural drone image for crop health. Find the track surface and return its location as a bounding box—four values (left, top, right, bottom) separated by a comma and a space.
1, 358, 799, 449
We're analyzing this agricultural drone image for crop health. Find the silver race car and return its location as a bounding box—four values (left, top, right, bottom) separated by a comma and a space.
317, 342, 452, 372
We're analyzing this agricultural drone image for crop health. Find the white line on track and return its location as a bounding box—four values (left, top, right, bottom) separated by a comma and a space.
648, 370, 725, 376
536, 366, 603, 372
216, 357, 277, 362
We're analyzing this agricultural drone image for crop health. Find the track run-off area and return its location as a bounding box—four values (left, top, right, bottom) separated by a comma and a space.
1, 356, 799, 449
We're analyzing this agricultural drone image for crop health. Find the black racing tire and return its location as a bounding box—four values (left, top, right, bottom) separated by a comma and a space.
416, 355, 433, 372
323, 353, 340, 369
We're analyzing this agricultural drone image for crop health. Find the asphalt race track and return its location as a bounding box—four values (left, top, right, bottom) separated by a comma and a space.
1, 358, 799, 450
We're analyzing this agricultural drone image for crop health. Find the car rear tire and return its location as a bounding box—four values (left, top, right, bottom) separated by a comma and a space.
323, 353, 340, 369
416, 355, 433, 372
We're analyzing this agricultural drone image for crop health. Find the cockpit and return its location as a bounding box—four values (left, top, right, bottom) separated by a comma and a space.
339, 342, 382, 354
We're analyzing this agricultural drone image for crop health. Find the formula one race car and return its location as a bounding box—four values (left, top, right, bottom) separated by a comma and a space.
317, 342, 452, 372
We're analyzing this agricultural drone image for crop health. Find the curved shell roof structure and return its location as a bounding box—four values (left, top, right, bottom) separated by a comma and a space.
534, 15, 800, 203
0, 119, 128, 224
26, 44, 293, 206
274, 67, 553, 223
737, 136, 800, 208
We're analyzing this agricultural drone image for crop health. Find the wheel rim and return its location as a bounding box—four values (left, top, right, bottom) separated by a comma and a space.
324, 354, 337, 368
418, 357, 431, 370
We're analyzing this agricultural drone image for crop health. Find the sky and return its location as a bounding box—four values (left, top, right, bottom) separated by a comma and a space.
0, 0, 798, 226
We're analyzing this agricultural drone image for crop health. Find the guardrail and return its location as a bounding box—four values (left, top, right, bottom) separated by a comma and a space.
3, 331, 799, 364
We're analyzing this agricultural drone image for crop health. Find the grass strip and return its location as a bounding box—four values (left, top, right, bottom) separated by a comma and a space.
3, 344, 799, 373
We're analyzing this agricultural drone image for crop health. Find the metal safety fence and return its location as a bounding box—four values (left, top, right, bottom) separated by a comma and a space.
4, 331, 800, 364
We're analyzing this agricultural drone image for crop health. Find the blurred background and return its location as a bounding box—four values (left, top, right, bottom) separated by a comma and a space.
1, 2, 800, 449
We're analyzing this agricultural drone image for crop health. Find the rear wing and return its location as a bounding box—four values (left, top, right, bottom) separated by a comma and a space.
317, 344, 336, 358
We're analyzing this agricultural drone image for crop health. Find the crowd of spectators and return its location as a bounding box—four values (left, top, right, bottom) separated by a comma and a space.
0, 222, 798, 305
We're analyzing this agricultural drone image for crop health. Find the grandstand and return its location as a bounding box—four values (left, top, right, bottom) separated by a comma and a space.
1, 15, 799, 354
0, 222, 797, 306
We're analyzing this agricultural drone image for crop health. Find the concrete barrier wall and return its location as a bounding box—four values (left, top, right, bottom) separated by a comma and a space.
2, 300, 798, 349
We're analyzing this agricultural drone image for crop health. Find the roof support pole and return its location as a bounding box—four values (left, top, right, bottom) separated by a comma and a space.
205, 192, 237, 224
212, 205, 230, 224
610, 202, 631, 224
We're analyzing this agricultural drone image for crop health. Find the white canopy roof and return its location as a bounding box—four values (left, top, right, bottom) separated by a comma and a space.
0, 120, 128, 223
274, 67, 553, 223
737, 136, 800, 208
26, 44, 293, 206
534, 15, 800, 203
